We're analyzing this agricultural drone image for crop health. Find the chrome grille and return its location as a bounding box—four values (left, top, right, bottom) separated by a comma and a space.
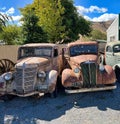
80, 61, 96, 88
15, 67, 37, 93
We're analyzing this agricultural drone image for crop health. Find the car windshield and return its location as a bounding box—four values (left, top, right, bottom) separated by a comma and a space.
113, 45, 120, 53
18, 47, 52, 59
70, 45, 98, 57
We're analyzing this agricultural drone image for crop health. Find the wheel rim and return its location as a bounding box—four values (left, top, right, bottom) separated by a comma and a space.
0, 59, 15, 75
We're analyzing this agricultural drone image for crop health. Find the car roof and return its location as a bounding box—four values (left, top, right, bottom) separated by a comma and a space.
68, 40, 98, 47
20, 43, 58, 48
106, 41, 120, 47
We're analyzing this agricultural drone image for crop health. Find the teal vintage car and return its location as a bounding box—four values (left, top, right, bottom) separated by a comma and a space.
105, 41, 120, 82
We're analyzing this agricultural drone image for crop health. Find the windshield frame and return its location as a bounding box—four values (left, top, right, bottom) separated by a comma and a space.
69, 44, 98, 57
18, 46, 53, 59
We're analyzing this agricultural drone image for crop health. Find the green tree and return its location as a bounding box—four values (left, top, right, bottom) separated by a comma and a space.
0, 25, 22, 45
0, 13, 12, 32
91, 29, 107, 40
60, 0, 92, 43
33, 0, 66, 43
78, 16, 92, 36
20, 0, 92, 44
20, 5, 48, 44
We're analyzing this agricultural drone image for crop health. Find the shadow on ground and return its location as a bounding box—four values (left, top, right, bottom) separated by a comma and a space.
0, 82, 120, 124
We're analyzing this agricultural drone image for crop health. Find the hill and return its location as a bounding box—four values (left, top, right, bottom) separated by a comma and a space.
91, 20, 114, 33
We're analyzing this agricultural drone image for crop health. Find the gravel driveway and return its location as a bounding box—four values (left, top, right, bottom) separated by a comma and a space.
0, 82, 120, 124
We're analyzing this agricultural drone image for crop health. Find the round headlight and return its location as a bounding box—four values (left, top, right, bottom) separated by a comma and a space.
4, 72, 13, 81
74, 68, 80, 73
38, 71, 46, 78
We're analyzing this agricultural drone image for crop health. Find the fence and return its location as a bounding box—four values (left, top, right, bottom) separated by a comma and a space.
0, 45, 20, 63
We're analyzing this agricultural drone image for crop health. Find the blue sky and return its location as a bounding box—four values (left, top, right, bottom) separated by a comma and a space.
0, 0, 119, 25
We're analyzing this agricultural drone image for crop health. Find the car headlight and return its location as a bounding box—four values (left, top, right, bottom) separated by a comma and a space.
38, 71, 46, 78
74, 68, 80, 73
4, 72, 13, 81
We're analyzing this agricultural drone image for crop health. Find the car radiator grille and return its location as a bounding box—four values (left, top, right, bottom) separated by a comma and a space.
15, 67, 37, 94
80, 61, 96, 88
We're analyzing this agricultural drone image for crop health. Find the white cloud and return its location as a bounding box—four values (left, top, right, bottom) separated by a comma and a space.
84, 13, 118, 22
1, 7, 6, 11
84, 15, 92, 21
76, 5, 107, 14
6, 7, 15, 15
12, 15, 22, 21
92, 13, 118, 22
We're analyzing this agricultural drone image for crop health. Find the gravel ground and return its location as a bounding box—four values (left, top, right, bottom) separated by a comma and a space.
0, 82, 120, 124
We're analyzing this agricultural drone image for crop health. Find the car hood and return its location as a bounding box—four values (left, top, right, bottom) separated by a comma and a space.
16, 57, 50, 68
71, 54, 98, 65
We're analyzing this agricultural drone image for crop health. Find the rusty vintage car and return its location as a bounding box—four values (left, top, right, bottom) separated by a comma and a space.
105, 41, 120, 82
62, 41, 116, 93
0, 43, 63, 98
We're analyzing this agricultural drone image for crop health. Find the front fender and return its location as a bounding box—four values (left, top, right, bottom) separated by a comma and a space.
0, 74, 6, 90
62, 68, 82, 87
113, 64, 120, 70
48, 70, 58, 85
47, 70, 58, 93
97, 65, 116, 84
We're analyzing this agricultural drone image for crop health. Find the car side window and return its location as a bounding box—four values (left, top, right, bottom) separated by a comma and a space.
54, 48, 58, 57
106, 46, 112, 52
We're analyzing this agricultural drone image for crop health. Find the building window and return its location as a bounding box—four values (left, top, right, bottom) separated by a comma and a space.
110, 36, 115, 42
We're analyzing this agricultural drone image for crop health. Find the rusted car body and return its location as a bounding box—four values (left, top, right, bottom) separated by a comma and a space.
105, 41, 120, 82
62, 41, 116, 93
0, 43, 63, 97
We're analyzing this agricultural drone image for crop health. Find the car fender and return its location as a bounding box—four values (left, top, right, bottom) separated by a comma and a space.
113, 64, 120, 70
0, 73, 6, 89
48, 70, 58, 85
103, 65, 116, 84
62, 68, 82, 87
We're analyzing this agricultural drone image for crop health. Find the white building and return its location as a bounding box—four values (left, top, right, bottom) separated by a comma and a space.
107, 14, 120, 42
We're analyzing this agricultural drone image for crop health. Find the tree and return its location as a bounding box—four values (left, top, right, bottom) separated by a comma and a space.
78, 16, 92, 36
90, 29, 107, 40
33, 0, 66, 43
0, 25, 22, 45
60, 0, 92, 43
20, 0, 92, 44
20, 5, 48, 44
0, 13, 12, 32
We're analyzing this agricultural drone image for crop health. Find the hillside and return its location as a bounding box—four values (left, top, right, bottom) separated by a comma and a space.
92, 20, 114, 33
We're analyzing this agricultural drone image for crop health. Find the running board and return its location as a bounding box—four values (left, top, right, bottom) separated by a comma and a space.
65, 85, 117, 94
